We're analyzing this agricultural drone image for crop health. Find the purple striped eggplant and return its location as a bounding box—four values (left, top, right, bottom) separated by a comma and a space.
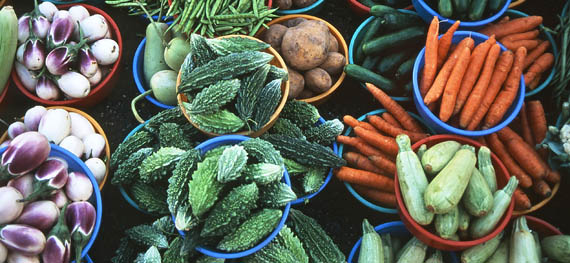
42, 204, 71, 263
23, 39, 45, 71
7, 253, 40, 263
36, 76, 61, 101
18, 16, 30, 44
0, 224, 46, 256
49, 190, 68, 209
21, 157, 69, 202
78, 47, 98, 78
66, 201, 95, 263
7, 174, 33, 199
16, 200, 59, 232
24, 105, 47, 131
48, 11, 74, 49
7, 122, 27, 139
31, 16, 50, 39
45, 45, 73, 76
0, 132, 50, 181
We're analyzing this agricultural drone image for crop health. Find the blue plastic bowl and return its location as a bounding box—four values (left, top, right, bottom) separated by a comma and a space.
503, 9, 558, 98
290, 117, 338, 205
412, 0, 511, 30
133, 38, 176, 110
176, 135, 292, 259
347, 221, 460, 262
275, 0, 326, 15
348, 10, 420, 102
337, 109, 435, 214
412, 31, 525, 137
0, 144, 103, 262
139, 14, 174, 23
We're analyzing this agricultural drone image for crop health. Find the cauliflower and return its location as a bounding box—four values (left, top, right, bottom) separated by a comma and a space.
561, 124, 570, 143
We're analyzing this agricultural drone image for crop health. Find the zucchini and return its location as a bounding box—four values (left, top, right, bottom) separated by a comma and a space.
252, 79, 282, 131
244, 225, 308, 263
395, 237, 427, 263
541, 235, 570, 263
239, 138, 284, 166
358, 219, 384, 263
344, 64, 397, 91
217, 145, 248, 183
434, 205, 459, 240
280, 100, 321, 129
260, 182, 297, 208
380, 233, 393, 263
138, 147, 186, 184
533, 231, 542, 262
395, 57, 415, 80
355, 17, 384, 64
187, 79, 241, 114
416, 144, 427, 161
478, 146, 497, 193
362, 27, 426, 56
263, 134, 346, 168
395, 135, 434, 225
217, 208, 282, 252
509, 216, 539, 263
425, 250, 443, 263
158, 123, 193, 150
421, 141, 461, 175
283, 158, 309, 175
190, 109, 245, 134
301, 167, 327, 194
236, 65, 271, 122
486, 238, 509, 263
111, 130, 155, 169
457, 204, 470, 232
206, 36, 270, 56
461, 231, 504, 263
469, 0, 488, 21
189, 156, 225, 218
112, 147, 154, 185
303, 119, 344, 145
270, 118, 306, 140
243, 163, 284, 185
462, 168, 494, 217
0, 6, 17, 93
376, 50, 410, 74
438, 0, 453, 18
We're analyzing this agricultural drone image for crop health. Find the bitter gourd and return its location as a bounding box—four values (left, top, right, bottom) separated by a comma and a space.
252, 79, 282, 131
186, 79, 241, 114
201, 183, 259, 237
126, 224, 169, 249
134, 246, 161, 263
280, 100, 320, 129
283, 158, 309, 175
111, 237, 138, 263
189, 156, 224, 218
191, 110, 245, 134
270, 118, 306, 139
162, 237, 187, 263
301, 167, 327, 194
204, 145, 230, 159
139, 147, 186, 184
236, 64, 271, 122
243, 163, 283, 185
196, 255, 225, 263
152, 216, 176, 235
144, 107, 187, 135
111, 130, 155, 169
260, 182, 297, 208
131, 182, 169, 214
112, 147, 154, 185
167, 149, 201, 215
263, 134, 346, 168
303, 119, 344, 145
267, 65, 289, 81
217, 208, 282, 252
206, 36, 270, 56
239, 138, 283, 166
244, 226, 308, 263
159, 123, 193, 150
217, 145, 248, 183
180, 34, 216, 78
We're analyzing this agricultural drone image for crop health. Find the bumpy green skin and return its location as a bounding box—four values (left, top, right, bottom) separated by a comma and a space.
162, 237, 187, 263
243, 163, 283, 185
167, 149, 201, 215
135, 246, 161, 263
245, 226, 308, 263
112, 147, 154, 185
303, 119, 344, 145
180, 51, 274, 92
187, 79, 241, 114
180, 34, 216, 79
217, 208, 283, 252
260, 182, 297, 208
301, 167, 327, 195
131, 182, 169, 214
159, 123, 193, 149
190, 109, 245, 134
435, 205, 459, 240
126, 225, 169, 249
111, 130, 155, 169
144, 107, 188, 135
189, 156, 224, 218
207, 37, 270, 56
216, 145, 248, 183
263, 134, 346, 168
267, 65, 289, 81
152, 216, 176, 235
462, 168, 494, 217
280, 100, 321, 129
204, 145, 230, 159
236, 64, 271, 122
270, 118, 306, 139
240, 138, 284, 166
283, 158, 309, 175
252, 79, 282, 131
541, 235, 570, 263
288, 209, 346, 263
196, 255, 225, 263
111, 237, 138, 263
201, 183, 259, 237
139, 147, 186, 184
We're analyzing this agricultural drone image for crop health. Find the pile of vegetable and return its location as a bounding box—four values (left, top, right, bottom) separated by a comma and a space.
356, 0, 412, 9
105, 0, 170, 18
261, 17, 346, 99
356, 219, 450, 263
336, 84, 429, 208
0, 132, 97, 263
396, 134, 518, 241
3, 106, 108, 186
551, 7, 570, 107
0, 6, 18, 95
479, 15, 555, 91
344, 5, 426, 98
424, 0, 506, 21
543, 99, 570, 170
178, 34, 288, 134
15, 1, 120, 101
267, 100, 345, 199
461, 216, 570, 262
273, 0, 318, 10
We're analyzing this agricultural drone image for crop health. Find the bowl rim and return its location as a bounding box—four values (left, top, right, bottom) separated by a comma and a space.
412, 0, 512, 27
273, 0, 325, 14
524, 215, 564, 236
11, 3, 122, 106
394, 134, 514, 250
0, 81, 8, 104
412, 31, 525, 137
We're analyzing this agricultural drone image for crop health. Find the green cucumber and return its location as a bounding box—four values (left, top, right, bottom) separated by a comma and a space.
395, 57, 415, 80
452, 0, 470, 14
356, 17, 384, 64
344, 64, 397, 91
362, 26, 425, 56
438, 0, 453, 17
376, 50, 410, 74
362, 56, 381, 70
369, 5, 398, 16
469, 0, 488, 21
381, 12, 424, 31
488, 0, 505, 12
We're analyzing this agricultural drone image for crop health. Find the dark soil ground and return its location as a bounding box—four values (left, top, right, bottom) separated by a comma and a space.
2, 0, 568, 261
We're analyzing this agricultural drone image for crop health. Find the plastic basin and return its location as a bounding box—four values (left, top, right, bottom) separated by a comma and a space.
412, 0, 511, 30
273, 0, 326, 15
346, 0, 414, 16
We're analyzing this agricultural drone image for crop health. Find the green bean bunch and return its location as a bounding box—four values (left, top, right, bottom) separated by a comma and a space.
105, 0, 170, 17
552, 7, 570, 108
167, 0, 278, 37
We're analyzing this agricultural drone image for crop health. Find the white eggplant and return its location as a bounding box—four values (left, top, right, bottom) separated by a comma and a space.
7, 253, 40, 263
17, 16, 30, 44
68, 5, 89, 24
22, 39, 45, 71
0, 186, 24, 225
83, 133, 105, 159
90, 38, 119, 66
35, 77, 60, 101
0, 242, 6, 263
85, 158, 105, 185
7, 174, 34, 199
38, 2, 58, 21
7, 122, 26, 139
57, 71, 90, 99
49, 190, 68, 209
24, 106, 47, 131
87, 67, 102, 86
79, 48, 98, 78
58, 135, 84, 158
69, 112, 95, 139
16, 44, 24, 63
65, 172, 93, 202
14, 62, 37, 92
80, 14, 108, 43
38, 109, 71, 144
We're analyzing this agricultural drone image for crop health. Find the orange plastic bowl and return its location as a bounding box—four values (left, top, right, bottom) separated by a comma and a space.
12, 4, 122, 107
394, 134, 514, 251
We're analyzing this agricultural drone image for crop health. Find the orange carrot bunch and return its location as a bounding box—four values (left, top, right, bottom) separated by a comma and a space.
335, 84, 430, 208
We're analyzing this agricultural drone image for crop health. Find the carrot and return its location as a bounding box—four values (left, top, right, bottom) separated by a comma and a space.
343, 152, 384, 174
486, 133, 533, 188
353, 126, 399, 157
479, 16, 543, 39
523, 41, 550, 70
343, 115, 379, 132
352, 184, 396, 207
421, 16, 440, 97
439, 47, 471, 122
496, 126, 524, 142
367, 115, 429, 143
368, 154, 397, 176
524, 53, 554, 85
477, 136, 488, 146
545, 169, 560, 184
424, 37, 474, 105
366, 83, 424, 133
459, 45, 505, 128
337, 135, 386, 157
453, 36, 496, 116
499, 30, 540, 43
519, 103, 535, 145
335, 166, 395, 193
437, 20, 461, 70
532, 179, 552, 197
483, 47, 527, 129
528, 73, 542, 90
527, 100, 547, 144
503, 136, 548, 180
381, 112, 403, 129
502, 39, 539, 51
513, 188, 532, 210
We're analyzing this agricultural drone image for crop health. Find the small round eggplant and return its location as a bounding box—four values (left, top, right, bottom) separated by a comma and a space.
0, 224, 46, 256
90, 39, 119, 66
69, 5, 89, 23
38, 2, 58, 21
16, 44, 24, 63
84, 158, 105, 185
49, 11, 75, 48
14, 62, 38, 92
57, 72, 91, 99
58, 135, 84, 158
79, 48, 98, 78
31, 16, 51, 39
69, 112, 95, 140
7, 174, 34, 199
49, 190, 68, 209
22, 39, 45, 71
0, 242, 6, 263
82, 133, 105, 159
80, 14, 108, 43
65, 172, 93, 202
15, 201, 59, 232
24, 106, 47, 131
38, 109, 71, 144
7, 252, 40, 263
17, 16, 30, 44
7, 122, 27, 139
45, 46, 73, 76
0, 186, 24, 225
87, 67, 102, 86
35, 77, 61, 101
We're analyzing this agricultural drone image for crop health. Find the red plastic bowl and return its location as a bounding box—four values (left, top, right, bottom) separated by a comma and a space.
0, 82, 8, 106
394, 134, 514, 251
347, 0, 414, 16
12, 4, 122, 107
525, 216, 563, 237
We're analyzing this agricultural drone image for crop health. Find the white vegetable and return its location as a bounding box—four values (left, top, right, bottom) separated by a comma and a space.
52, 10, 70, 22
24, 106, 47, 131
59, 135, 84, 158
83, 133, 105, 159
14, 62, 37, 92
69, 5, 89, 24
7, 122, 26, 139
35, 79, 61, 101
104, 29, 111, 39
16, 44, 24, 63
80, 14, 108, 43
49, 191, 68, 209
7, 174, 34, 199
0, 186, 24, 225
85, 158, 106, 185
87, 67, 102, 86
38, 108, 71, 144
38, 2, 58, 21
65, 172, 93, 202
57, 71, 91, 99
90, 39, 119, 66
7, 253, 39, 263
69, 112, 95, 139
0, 242, 7, 263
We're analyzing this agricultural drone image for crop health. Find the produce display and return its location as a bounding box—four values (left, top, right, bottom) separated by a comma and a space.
0, 6, 17, 96
355, 0, 412, 9
105, 0, 169, 18
423, 0, 506, 21
274, 0, 318, 10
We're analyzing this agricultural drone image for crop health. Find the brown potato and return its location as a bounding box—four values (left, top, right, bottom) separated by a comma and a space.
263, 24, 288, 51
298, 89, 315, 99
319, 52, 346, 75
274, 0, 293, 9
304, 68, 332, 94
287, 67, 305, 99
293, 0, 317, 8
328, 33, 339, 52
281, 25, 329, 70
297, 20, 329, 34
283, 17, 307, 27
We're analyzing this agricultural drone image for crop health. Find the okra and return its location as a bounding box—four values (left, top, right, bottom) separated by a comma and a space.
461, 231, 504, 263
509, 217, 539, 263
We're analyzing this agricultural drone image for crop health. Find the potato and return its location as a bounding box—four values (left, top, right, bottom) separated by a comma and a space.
293, 0, 317, 8
304, 68, 332, 94
283, 17, 308, 27
287, 67, 305, 99
263, 24, 288, 51
328, 33, 339, 52
274, 0, 293, 9
298, 89, 315, 99
281, 25, 329, 70
319, 52, 346, 75
297, 20, 329, 34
